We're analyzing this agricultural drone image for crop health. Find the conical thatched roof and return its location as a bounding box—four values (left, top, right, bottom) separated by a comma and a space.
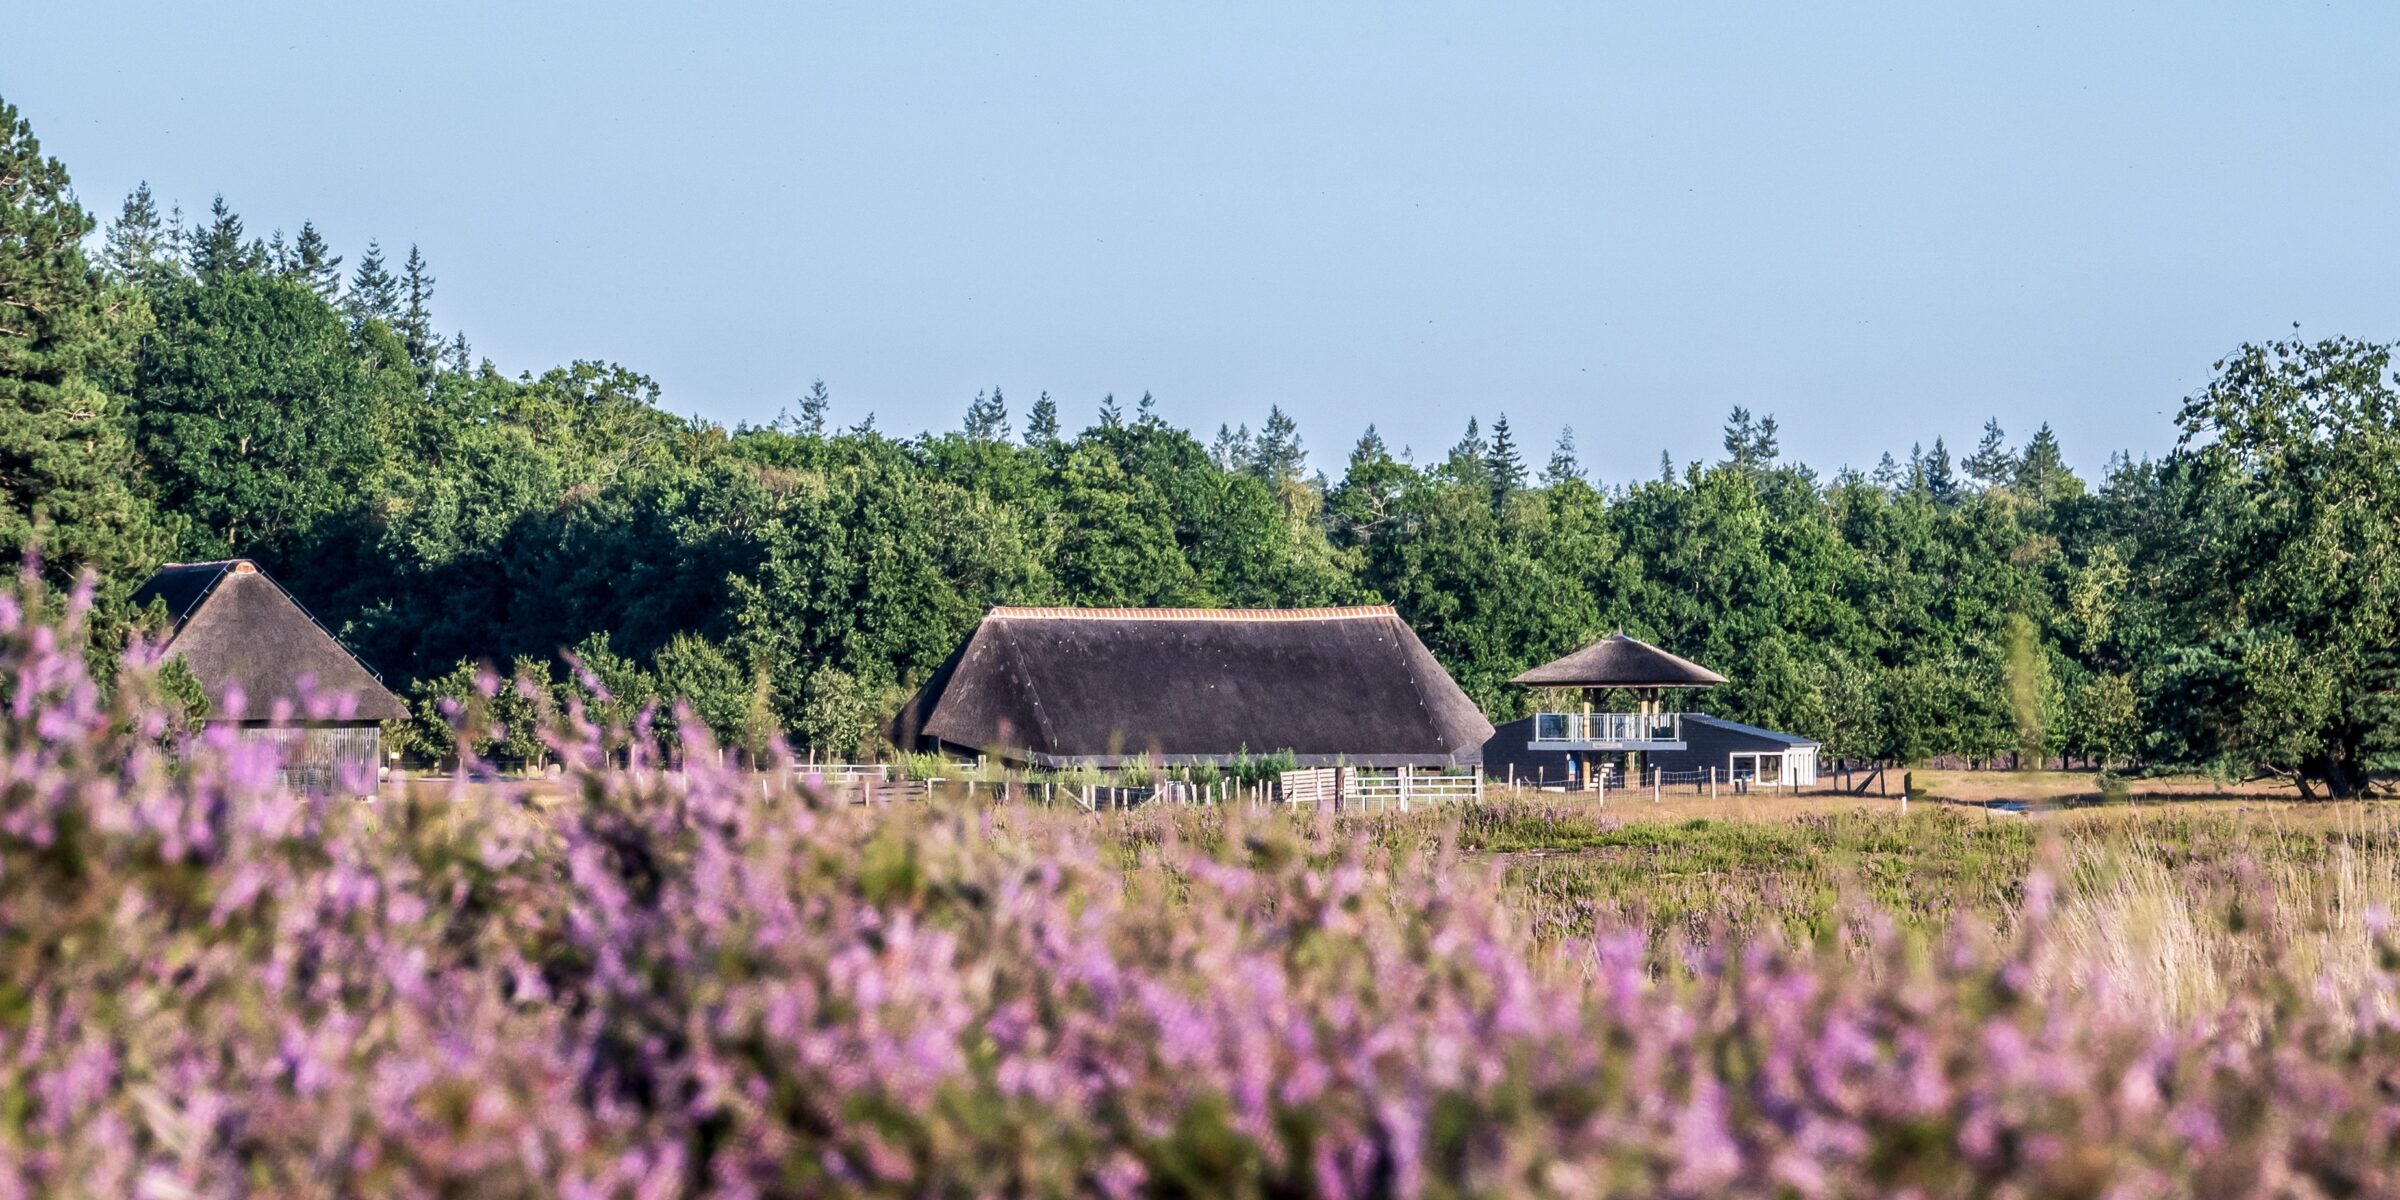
131, 560, 408, 723
1510, 633, 1728, 689
892, 606, 1494, 768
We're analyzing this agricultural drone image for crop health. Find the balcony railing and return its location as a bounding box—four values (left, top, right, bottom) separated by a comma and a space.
1530, 711, 1684, 746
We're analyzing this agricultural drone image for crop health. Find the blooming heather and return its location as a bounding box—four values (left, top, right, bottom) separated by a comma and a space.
2, 582, 2399, 1197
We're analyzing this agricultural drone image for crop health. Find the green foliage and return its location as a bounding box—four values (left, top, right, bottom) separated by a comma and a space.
793, 664, 896, 759
2156, 337, 2400, 794
0, 96, 165, 608
5, 101, 2393, 788
133, 270, 386, 559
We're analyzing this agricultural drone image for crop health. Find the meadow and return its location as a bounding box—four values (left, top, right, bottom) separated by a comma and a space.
11, 594, 2400, 1197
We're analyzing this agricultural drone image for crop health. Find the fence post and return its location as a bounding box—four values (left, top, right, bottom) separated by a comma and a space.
1709, 766, 1717, 798
1652, 767, 1660, 803
1399, 766, 1412, 813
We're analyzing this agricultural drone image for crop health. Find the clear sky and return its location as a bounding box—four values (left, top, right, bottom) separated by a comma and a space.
6, 2, 2393, 480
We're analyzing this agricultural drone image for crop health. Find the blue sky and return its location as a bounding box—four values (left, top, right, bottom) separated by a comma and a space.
7, 2, 2393, 480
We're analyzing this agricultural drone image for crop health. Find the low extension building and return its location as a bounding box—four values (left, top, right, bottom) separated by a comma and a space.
892, 605, 1494, 769
1482, 632, 1819, 788
133, 559, 408, 793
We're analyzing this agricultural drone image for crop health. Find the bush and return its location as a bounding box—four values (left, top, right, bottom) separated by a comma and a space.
9, 584, 2400, 1196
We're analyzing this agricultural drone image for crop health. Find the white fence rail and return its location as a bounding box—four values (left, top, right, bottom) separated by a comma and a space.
1279, 766, 1483, 813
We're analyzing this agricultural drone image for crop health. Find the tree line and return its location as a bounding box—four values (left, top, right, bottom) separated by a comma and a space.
4, 95, 2396, 793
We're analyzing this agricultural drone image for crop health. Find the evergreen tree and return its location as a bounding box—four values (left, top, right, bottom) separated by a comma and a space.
1327, 424, 1408, 546
443, 331, 473, 375
1097, 392, 1123, 429
1210, 423, 1253, 471
100, 182, 168, 284
162, 202, 186, 267
1542, 426, 1582, 486
188, 195, 260, 279
1451, 417, 1487, 464
1485, 413, 1526, 504
1252, 405, 1305, 484
265, 228, 290, 274
1659, 449, 1676, 485
962, 385, 1009, 441
1963, 418, 2019, 490
1919, 437, 1959, 503
795, 378, 831, 435
345, 240, 399, 328
288, 221, 342, 302
0, 97, 163, 597
398, 244, 437, 376
2014, 423, 2078, 502
1872, 451, 1904, 490
1722, 405, 1780, 468
1024, 391, 1060, 446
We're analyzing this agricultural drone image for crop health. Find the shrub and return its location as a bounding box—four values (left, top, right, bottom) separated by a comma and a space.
6, 579, 2400, 1196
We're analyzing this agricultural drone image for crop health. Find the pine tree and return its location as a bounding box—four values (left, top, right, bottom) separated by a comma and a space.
1872, 451, 1904, 490
398, 244, 437, 376
1453, 417, 1486, 461
345, 240, 399, 328
795, 378, 831, 435
1919, 437, 1959, 503
1485, 413, 1526, 504
100, 182, 167, 284
1722, 405, 1781, 468
1024, 391, 1060, 445
1542, 426, 1583, 486
962, 385, 1010, 441
0, 98, 162, 595
189, 195, 259, 279
266, 228, 290, 273
1211, 423, 1254, 471
2014, 423, 2081, 504
289, 221, 342, 302
163, 202, 185, 267
1252, 405, 1305, 484
1963, 418, 2019, 490
1659, 449, 1676, 485
444, 331, 473, 375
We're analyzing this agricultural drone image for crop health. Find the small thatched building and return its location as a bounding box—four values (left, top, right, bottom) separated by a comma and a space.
133, 560, 407, 793
892, 605, 1493, 768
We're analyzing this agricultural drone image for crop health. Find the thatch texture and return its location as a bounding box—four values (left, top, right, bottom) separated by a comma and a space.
132, 561, 408, 724
894, 606, 1494, 767
1509, 633, 1728, 689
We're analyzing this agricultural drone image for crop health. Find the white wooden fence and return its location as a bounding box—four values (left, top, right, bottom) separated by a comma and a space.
1278, 766, 1483, 813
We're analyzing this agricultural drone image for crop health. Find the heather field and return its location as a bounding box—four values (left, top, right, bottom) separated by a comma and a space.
11, 595, 2400, 1197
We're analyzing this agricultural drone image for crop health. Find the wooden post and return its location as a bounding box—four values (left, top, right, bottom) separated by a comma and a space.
1709, 766, 1717, 798
1651, 767, 1660, 803
1399, 766, 1412, 813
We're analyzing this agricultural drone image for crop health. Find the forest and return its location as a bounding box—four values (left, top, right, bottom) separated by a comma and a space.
4, 96, 2396, 794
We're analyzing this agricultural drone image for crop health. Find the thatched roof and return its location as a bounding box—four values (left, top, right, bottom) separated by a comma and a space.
1510, 633, 1728, 689
131, 560, 408, 724
893, 606, 1494, 768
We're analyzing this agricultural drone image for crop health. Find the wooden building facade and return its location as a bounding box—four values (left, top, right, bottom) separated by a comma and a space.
892, 605, 1494, 769
133, 560, 408, 795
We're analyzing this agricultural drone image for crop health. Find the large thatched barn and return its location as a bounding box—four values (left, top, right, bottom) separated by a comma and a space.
892, 605, 1493, 768
133, 560, 408, 793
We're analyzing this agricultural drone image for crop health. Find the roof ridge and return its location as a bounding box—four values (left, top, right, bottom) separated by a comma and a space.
985, 605, 1398, 622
